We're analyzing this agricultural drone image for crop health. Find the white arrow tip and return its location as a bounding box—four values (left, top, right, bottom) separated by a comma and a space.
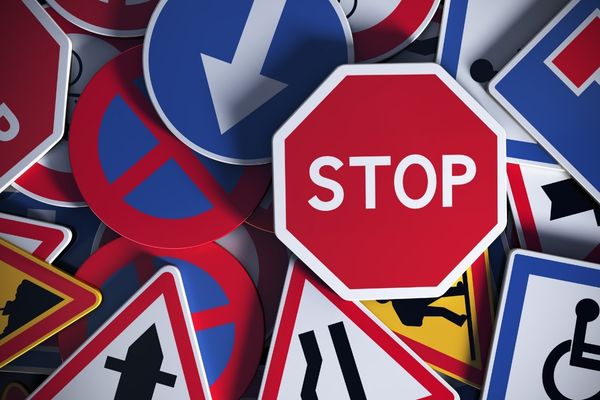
201, 54, 287, 135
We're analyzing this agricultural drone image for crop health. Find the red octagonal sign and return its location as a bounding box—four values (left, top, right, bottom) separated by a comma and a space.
0, 0, 70, 193
273, 64, 506, 300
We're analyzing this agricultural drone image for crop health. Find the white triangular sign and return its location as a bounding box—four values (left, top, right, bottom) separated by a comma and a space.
260, 258, 458, 400
0, 211, 71, 262
29, 267, 211, 400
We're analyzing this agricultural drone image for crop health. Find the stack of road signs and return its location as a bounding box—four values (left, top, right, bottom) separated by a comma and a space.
1, 0, 600, 397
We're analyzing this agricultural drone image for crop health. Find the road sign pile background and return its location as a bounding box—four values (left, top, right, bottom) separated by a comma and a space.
1, 0, 599, 399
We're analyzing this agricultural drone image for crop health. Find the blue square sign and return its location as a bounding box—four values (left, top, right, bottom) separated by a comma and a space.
483, 250, 600, 399
490, 0, 600, 202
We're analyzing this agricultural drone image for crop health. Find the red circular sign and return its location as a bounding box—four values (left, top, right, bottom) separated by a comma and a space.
14, 9, 139, 207
339, 0, 440, 62
273, 64, 506, 300
58, 237, 264, 400
46, 0, 159, 37
69, 46, 271, 249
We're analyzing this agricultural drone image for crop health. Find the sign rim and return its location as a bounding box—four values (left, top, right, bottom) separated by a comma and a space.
45, 0, 150, 37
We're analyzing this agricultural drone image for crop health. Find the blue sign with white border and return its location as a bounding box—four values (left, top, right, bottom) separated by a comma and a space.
490, 0, 600, 202
143, 0, 353, 165
483, 250, 600, 399
437, 0, 565, 166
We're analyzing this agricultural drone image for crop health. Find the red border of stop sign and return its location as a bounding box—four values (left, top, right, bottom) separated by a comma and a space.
273, 63, 506, 300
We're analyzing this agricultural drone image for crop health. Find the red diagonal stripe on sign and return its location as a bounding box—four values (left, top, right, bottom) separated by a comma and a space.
111, 81, 231, 206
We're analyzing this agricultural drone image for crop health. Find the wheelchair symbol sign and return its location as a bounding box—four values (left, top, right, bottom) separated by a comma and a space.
483, 250, 600, 400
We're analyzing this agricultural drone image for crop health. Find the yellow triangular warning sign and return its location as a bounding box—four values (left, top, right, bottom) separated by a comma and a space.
0, 239, 101, 368
363, 251, 495, 387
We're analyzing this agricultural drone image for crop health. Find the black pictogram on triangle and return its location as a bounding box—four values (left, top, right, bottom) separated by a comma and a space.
0, 279, 63, 339
542, 179, 600, 226
105, 324, 177, 400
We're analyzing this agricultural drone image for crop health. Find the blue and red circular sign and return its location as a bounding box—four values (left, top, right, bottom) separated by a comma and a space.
69, 46, 271, 249
58, 237, 264, 400
14, 9, 139, 208
46, 0, 159, 37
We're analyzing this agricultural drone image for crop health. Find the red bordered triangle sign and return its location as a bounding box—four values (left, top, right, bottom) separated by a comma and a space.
29, 267, 211, 400
260, 258, 458, 399
0, 212, 71, 263
0, 239, 100, 368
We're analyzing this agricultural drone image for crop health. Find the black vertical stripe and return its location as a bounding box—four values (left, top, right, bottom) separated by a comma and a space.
299, 330, 322, 400
328, 322, 367, 400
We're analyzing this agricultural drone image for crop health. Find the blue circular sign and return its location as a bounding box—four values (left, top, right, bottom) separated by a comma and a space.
144, 0, 353, 165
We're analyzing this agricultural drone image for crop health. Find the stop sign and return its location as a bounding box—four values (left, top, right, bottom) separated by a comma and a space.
0, 0, 71, 193
273, 63, 506, 300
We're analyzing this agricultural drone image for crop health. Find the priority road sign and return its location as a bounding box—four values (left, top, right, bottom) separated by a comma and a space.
490, 0, 600, 203
483, 250, 600, 399
0, 239, 100, 368
29, 267, 212, 400
0, 0, 71, 193
437, 0, 567, 167
13, 8, 140, 208
507, 162, 600, 262
259, 258, 458, 399
46, 0, 158, 37
0, 212, 71, 263
364, 250, 495, 387
338, 0, 439, 62
58, 238, 264, 400
69, 46, 271, 249
144, 0, 353, 165
273, 63, 506, 300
